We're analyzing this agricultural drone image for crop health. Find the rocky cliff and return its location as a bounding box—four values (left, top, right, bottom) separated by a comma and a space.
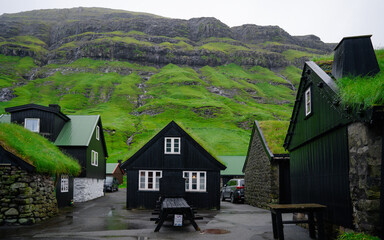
0, 7, 333, 68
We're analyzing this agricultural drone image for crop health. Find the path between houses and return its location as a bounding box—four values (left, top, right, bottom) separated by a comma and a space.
0, 189, 312, 240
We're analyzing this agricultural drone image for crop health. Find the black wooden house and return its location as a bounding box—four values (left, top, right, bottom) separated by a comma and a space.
284, 35, 383, 235
4, 104, 108, 206
121, 121, 226, 210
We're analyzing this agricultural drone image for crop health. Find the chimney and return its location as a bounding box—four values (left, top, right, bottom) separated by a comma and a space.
332, 35, 380, 80
49, 104, 61, 112
118, 160, 122, 165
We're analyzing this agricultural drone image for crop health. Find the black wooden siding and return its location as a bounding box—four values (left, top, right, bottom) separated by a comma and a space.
124, 121, 225, 210
55, 175, 74, 208
60, 146, 87, 177
10, 109, 67, 142
86, 120, 106, 179
287, 62, 353, 228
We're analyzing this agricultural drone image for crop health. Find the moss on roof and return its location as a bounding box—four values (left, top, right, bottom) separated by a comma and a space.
336, 49, 384, 108
258, 120, 289, 154
0, 123, 81, 176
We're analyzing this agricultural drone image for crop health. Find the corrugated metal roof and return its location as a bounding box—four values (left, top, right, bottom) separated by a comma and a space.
0, 114, 11, 123
106, 163, 118, 174
55, 115, 99, 146
219, 156, 246, 176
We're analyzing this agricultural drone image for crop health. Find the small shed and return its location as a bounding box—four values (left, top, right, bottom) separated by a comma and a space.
0, 123, 80, 224
284, 35, 383, 235
219, 156, 245, 186
242, 120, 290, 208
106, 162, 125, 184
121, 121, 226, 210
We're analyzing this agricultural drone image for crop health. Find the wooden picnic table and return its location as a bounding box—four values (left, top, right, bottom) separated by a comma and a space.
268, 203, 326, 240
154, 197, 200, 232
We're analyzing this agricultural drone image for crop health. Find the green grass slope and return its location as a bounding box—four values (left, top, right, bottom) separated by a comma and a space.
0, 55, 300, 162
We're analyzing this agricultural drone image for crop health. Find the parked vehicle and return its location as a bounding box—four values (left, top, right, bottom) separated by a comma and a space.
221, 179, 245, 203
104, 176, 119, 192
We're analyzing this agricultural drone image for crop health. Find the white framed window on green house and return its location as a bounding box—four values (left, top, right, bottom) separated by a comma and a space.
91, 150, 98, 166
24, 118, 40, 133
305, 87, 312, 116
61, 175, 69, 193
96, 125, 100, 141
183, 171, 206, 192
139, 170, 162, 191
164, 137, 181, 154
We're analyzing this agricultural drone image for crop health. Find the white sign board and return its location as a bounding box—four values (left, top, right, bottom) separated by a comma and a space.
174, 214, 183, 226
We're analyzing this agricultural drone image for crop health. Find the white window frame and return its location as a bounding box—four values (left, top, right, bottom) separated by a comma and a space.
91, 150, 98, 166
164, 137, 181, 154
138, 170, 162, 191
96, 126, 100, 141
305, 87, 312, 116
61, 175, 69, 193
24, 118, 40, 133
183, 171, 206, 192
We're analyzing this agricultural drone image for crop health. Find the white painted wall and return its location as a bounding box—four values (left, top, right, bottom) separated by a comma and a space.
73, 178, 104, 202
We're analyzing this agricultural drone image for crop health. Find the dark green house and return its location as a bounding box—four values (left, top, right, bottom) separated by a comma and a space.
4, 104, 108, 205
284, 35, 383, 236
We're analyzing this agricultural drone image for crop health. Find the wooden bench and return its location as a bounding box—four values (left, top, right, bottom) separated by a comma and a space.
154, 197, 200, 232
268, 203, 326, 240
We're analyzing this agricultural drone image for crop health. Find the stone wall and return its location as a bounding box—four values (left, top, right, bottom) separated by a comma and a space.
73, 178, 104, 202
348, 122, 382, 234
244, 130, 279, 209
0, 165, 58, 225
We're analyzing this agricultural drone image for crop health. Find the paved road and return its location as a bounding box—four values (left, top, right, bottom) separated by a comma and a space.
0, 189, 312, 240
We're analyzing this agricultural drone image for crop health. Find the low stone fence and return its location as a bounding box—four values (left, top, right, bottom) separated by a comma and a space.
0, 165, 58, 225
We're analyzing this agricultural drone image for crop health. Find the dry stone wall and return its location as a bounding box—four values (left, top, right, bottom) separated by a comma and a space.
244, 131, 279, 209
348, 122, 382, 235
0, 166, 58, 225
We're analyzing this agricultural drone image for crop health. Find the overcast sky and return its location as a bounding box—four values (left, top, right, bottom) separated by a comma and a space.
1, 0, 383, 48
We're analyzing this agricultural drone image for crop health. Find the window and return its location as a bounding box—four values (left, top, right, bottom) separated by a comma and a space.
139, 170, 162, 191
164, 137, 181, 154
61, 175, 69, 193
91, 150, 98, 166
183, 171, 206, 192
96, 126, 100, 141
24, 118, 40, 132
305, 88, 312, 116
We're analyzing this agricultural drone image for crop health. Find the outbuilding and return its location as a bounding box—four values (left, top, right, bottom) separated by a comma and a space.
121, 121, 226, 210
284, 35, 383, 236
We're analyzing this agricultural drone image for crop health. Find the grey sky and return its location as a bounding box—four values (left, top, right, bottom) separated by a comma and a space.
1, 0, 383, 48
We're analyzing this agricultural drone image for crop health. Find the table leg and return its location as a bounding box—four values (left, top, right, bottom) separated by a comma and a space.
316, 211, 325, 240
186, 209, 200, 231
271, 212, 278, 239
154, 210, 167, 232
276, 211, 284, 240
308, 212, 315, 239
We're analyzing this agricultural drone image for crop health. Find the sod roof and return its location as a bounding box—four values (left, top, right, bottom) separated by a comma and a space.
0, 123, 81, 175
258, 120, 289, 154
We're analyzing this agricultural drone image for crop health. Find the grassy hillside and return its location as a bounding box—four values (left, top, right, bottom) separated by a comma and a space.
0, 54, 302, 162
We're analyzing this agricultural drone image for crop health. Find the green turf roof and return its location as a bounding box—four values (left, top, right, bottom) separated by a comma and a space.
258, 120, 289, 154
0, 123, 81, 175
106, 163, 118, 174
55, 115, 99, 146
219, 156, 245, 176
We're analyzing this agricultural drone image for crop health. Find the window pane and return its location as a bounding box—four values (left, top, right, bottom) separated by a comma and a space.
148, 172, 153, 189
174, 147, 179, 152
140, 172, 145, 189
192, 172, 197, 190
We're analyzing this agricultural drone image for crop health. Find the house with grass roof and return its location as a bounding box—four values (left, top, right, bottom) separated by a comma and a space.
4, 103, 108, 204
242, 120, 290, 209
283, 35, 384, 236
121, 121, 226, 210
0, 123, 81, 225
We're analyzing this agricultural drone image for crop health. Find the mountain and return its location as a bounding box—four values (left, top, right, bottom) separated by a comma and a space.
0, 7, 333, 161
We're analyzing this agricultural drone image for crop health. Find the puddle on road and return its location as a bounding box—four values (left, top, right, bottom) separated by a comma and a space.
201, 229, 230, 234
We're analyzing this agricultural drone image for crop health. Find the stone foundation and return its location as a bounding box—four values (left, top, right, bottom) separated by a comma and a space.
73, 178, 104, 202
0, 165, 58, 225
348, 122, 382, 234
